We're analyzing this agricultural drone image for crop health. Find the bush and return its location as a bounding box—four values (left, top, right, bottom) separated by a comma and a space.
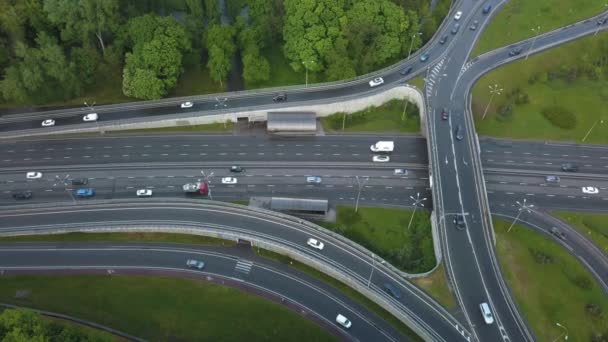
496, 102, 514, 122
529, 248, 555, 264
585, 303, 603, 317
540, 106, 577, 129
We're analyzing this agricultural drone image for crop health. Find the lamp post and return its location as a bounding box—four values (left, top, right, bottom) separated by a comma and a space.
581, 119, 604, 142
407, 192, 427, 230
200, 170, 215, 200
552, 322, 568, 341
408, 32, 423, 58
353, 176, 369, 213
507, 198, 534, 232
302, 60, 315, 88
481, 84, 503, 120
526, 25, 541, 60
214, 97, 228, 128
367, 253, 375, 288
53, 174, 76, 203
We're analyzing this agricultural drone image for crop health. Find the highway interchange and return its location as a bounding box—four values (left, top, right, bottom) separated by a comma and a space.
1, 0, 608, 341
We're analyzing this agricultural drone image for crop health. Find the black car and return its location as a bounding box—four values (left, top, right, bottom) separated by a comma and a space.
441, 108, 449, 120
551, 227, 566, 240
508, 47, 522, 56
71, 178, 88, 185
12, 191, 32, 200
451, 23, 460, 34
400, 66, 413, 75
455, 125, 464, 141
454, 214, 466, 230
482, 4, 492, 14
597, 16, 608, 25
561, 163, 578, 172
230, 165, 244, 173
439, 35, 448, 45
272, 93, 287, 102
383, 283, 402, 299
469, 20, 479, 31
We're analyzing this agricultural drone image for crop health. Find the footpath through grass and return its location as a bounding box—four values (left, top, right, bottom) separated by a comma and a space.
320, 99, 420, 133
0, 232, 236, 246
0, 275, 335, 342
472, 33, 608, 144
555, 211, 608, 254
494, 217, 608, 341
472, 0, 607, 56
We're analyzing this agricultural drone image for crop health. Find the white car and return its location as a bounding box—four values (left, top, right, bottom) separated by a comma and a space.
394, 169, 407, 175
83, 113, 98, 122
41, 119, 55, 127
368, 77, 384, 87
582, 186, 599, 194
180, 101, 193, 108
306, 176, 322, 184
221, 177, 238, 184
336, 314, 352, 329
479, 302, 494, 324
373, 155, 390, 163
136, 189, 153, 197
26, 172, 43, 179
454, 11, 463, 20
306, 238, 324, 250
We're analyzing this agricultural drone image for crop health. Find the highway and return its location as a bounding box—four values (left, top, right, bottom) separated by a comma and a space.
0, 242, 409, 341
0, 0, 606, 340
0, 201, 466, 341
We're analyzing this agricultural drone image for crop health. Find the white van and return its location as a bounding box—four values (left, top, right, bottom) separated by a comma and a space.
479, 302, 494, 324
336, 314, 352, 328
370, 141, 394, 152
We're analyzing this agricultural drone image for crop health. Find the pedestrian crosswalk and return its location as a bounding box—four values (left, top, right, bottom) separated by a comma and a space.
234, 259, 253, 275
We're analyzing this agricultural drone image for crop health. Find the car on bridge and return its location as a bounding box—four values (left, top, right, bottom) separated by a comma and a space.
273, 93, 287, 102
368, 77, 384, 87
336, 314, 352, 329
400, 66, 413, 75
83, 113, 98, 122
307, 238, 324, 250
383, 283, 402, 299
454, 11, 462, 20
439, 35, 448, 45
26, 172, 42, 179
420, 52, 430, 62
186, 259, 205, 270
582, 186, 599, 194
479, 302, 494, 324
451, 23, 460, 34
180, 101, 193, 108
136, 189, 153, 197
508, 47, 523, 56
41, 119, 55, 127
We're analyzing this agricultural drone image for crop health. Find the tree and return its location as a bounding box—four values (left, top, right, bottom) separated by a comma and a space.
43, 0, 120, 55
282, 0, 346, 74
206, 24, 236, 87
0, 308, 47, 340
122, 14, 191, 99
342, 0, 418, 74
236, 17, 270, 84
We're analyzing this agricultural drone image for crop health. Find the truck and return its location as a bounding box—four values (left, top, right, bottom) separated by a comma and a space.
182, 182, 209, 195
370, 141, 394, 152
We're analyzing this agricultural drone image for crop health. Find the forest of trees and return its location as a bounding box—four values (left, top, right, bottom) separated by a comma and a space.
0, 0, 445, 106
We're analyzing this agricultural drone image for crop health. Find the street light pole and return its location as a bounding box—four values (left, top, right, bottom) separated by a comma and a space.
507, 198, 534, 232
354, 176, 369, 213
302, 61, 315, 88
481, 84, 503, 120
407, 192, 427, 230
552, 322, 569, 341
200, 170, 215, 200
581, 119, 604, 142
526, 25, 541, 60
408, 32, 422, 58
214, 97, 228, 128
53, 174, 76, 203
367, 253, 375, 288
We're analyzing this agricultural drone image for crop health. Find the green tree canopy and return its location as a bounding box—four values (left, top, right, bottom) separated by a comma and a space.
206, 24, 236, 87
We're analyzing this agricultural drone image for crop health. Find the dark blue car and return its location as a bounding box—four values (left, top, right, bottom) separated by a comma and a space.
75, 188, 95, 197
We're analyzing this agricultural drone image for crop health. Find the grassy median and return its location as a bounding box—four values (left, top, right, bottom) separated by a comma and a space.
320, 99, 420, 133
0, 275, 335, 342
472, 0, 607, 56
555, 211, 608, 254
494, 217, 608, 341
472, 33, 608, 144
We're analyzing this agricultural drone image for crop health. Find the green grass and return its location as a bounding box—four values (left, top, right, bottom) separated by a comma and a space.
555, 211, 608, 254
494, 217, 608, 341
411, 264, 456, 309
111, 122, 235, 134
473, 0, 608, 56
472, 33, 608, 144
0, 232, 236, 246
43, 316, 123, 341
320, 99, 421, 133
0, 276, 336, 342
316, 206, 435, 273
255, 249, 423, 341
408, 76, 425, 90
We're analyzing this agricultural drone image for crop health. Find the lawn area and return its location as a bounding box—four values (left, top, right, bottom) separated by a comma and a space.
472, 33, 608, 144
555, 211, 608, 254
317, 206, 435, 273
0, 232, 235, 246
320, 99, 421, 133
494, 217, 608, 341
411, 263, 456, 309
0, 276, 336, 342
472, 0, 607, 56
255, 249, 423, 341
